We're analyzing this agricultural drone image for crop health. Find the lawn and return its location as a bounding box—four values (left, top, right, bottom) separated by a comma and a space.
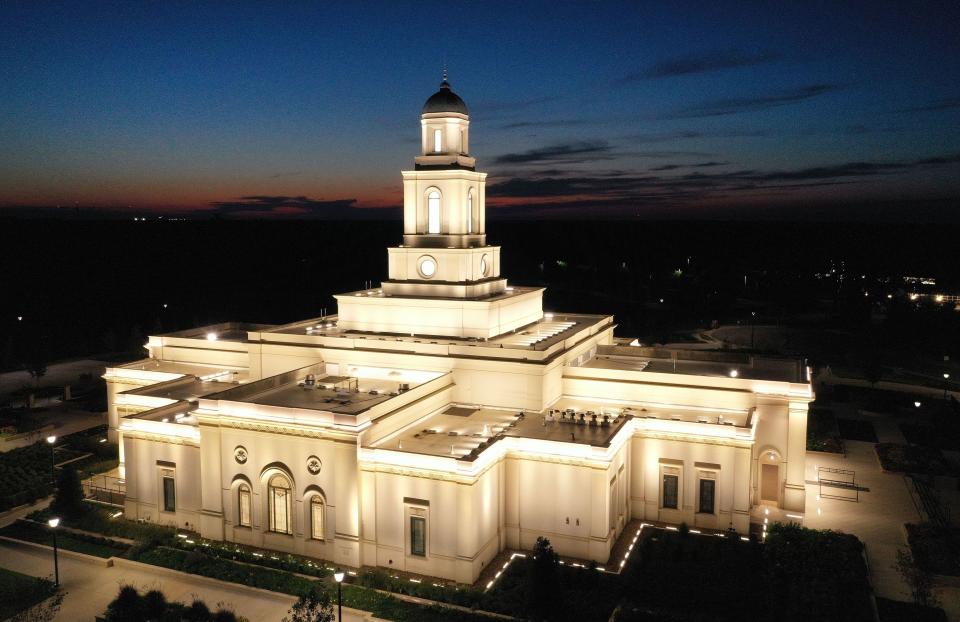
0, 567, 57, 620
0, 519, 129, 558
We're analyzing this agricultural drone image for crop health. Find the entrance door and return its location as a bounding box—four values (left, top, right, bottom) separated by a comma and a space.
760, 463, 779, 504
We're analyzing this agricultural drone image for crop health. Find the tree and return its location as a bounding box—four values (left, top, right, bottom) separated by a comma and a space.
894, 548, 938, 609
526, 536, 560, 621
105, 585, 143, 621
282, 587, 334, 622
50, 466, 85, 520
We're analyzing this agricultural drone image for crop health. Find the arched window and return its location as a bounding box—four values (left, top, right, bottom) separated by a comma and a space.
433, 129, 442, 153
467, 189, 474, 234
310, 496, 325, 540
267, 473, 292, 534
238, 483, 251, 527
427, 190, 441, 234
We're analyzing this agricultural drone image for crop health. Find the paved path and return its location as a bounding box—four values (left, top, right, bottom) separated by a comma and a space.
0, 360, 110, 396
0, 540, 377, 622
1, 407, 105, 452
804, 441, 960, 619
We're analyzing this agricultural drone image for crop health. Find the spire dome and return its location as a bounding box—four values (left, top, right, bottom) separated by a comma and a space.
422, 78, 468, 115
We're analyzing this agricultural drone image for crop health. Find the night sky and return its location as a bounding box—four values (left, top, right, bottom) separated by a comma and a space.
2, 1, 959, 219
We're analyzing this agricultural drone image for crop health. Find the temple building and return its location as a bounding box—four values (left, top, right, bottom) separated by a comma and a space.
104, 78, 813, 584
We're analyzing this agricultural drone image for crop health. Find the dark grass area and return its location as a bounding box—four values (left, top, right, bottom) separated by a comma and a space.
807, 407, 844, 453
876, 443, 953, 475
876, 597, 948, 622
0, 519, 129, 558
837, 418, 878, 442
0, 567, 57, 620
906, 522, 960, 576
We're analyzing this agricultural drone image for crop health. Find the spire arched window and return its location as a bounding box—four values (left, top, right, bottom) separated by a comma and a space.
267, 473, 292, 534
427, 190, 441, 234
433, 129, 442, 153
467, 189, 474, 234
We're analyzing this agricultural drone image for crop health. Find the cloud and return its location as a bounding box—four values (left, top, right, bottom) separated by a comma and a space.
209, 195, 357, 216
496, 119, 589, 130
663, 84, 841, 119
625, 49, 781, 80
894, 98, 960, 113
492, 141, 614, 165
624, 130, 769, 143
486, 151, 960, 207
650, 161, 729, 171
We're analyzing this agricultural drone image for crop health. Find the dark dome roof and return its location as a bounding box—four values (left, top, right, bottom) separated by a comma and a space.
422, 80, 468, 115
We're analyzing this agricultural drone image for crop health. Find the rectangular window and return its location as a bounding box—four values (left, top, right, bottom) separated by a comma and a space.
410, 516, 426, 557
162, 476, 176, 513
662, 474, 678, 509
699, 479, 715, 514
270, 487, 290, 534
238, 488, 251, 527
311, 500, 324, 541
433, 129, 442, 153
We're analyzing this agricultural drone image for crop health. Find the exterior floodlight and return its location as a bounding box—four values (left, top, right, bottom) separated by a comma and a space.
729, 370, 738, 378
334, 568, 345, 621
46, 435, 56, 444
48, 518, 60, 586
206, 332, 218, 341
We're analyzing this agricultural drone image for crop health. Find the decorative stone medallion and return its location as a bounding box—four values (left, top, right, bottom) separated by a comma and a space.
234, 446, 248, 464
307, 455, 322, 474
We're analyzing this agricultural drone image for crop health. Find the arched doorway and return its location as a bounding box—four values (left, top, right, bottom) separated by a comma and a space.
759, 449, 781, 506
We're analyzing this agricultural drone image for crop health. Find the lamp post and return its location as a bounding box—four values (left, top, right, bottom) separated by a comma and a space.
945, 373, 951, 400
333, 568, 344, 621
46, 435, 57, 486
48, 517, 60, 587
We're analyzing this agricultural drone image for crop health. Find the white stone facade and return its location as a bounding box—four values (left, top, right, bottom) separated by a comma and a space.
106, 79, 812, 584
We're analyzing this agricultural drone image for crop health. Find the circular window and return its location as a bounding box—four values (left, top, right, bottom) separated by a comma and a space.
418, 255, 437, 279
479, 254, 489, 277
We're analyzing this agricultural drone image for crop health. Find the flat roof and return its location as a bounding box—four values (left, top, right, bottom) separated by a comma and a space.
379, 393, 753, 460
208, 366, 442, 417
586, 347, 805, 383
158, 321, 274, 343
266, 312, 610, 352
118, 359, 249, 380
130, 377, 237, 402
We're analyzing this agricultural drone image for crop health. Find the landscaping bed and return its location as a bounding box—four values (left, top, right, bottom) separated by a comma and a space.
0, 431, 118, 512
906, 522, 960, 576
876, 443, 953, 475
0, 567, 57, 620
0, 519, 129, 558
807, 407, 844, 453
30, 502, 175, 544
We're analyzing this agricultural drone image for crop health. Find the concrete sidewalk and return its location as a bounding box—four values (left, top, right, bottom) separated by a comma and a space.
0, 539, 378, 621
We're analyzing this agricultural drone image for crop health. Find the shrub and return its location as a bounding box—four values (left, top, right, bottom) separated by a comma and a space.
50, 467, 84, 520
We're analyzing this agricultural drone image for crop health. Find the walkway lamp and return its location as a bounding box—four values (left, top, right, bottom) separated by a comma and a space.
47, 517, 60, 586
46, 435, 57, 485
333, 568, 345, 621
945, 373, 951, 399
